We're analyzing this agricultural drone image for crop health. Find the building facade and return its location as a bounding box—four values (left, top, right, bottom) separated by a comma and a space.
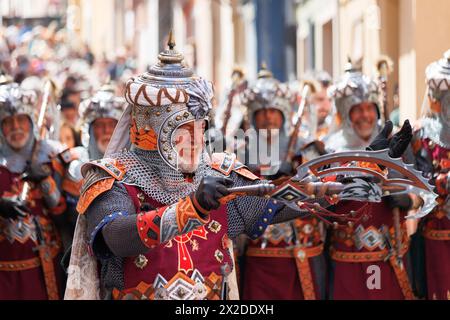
296, 0, 450, 121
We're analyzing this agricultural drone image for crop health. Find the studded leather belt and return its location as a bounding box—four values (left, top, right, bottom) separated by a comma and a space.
424, 228, 450, 241
246, 244, 323, 259
330, 243, 409, 263
0, 246, 59, 271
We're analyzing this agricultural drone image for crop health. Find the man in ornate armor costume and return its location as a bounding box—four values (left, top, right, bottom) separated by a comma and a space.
0, 82, 67, 299
410, 50, 450, 300
324, 63, 417, 299
64, 37, 330, 300
238, 66, 326, 300
56, 85, 127, 250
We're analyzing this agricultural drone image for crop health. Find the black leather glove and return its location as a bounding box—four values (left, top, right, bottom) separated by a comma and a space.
388, 120, 413, 158
368, 120, 412, 158
367, 120, 393, 151
22, 161, 52, 183
0, 195, 29, 219
385, 194, 412, 211
193, 176, 233, 212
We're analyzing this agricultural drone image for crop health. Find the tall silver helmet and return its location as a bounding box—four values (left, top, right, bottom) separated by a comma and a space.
0, 82, 37, 125
419, 49, 450, 148
122, 32, 214, 171
241, 64, 293, 135
79, 84, 127, 146
328, 59, 381, 130
426, 49, 450, 102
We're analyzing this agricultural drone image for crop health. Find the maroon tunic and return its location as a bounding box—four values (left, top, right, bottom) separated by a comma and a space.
330, 201, 413, 300
0, 166, 63, 300
417, 138, 450, 300
112, 185, 234, 300
242, 217, 325, 300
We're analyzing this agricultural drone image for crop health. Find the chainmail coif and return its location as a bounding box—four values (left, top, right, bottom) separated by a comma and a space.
110, 147, 221, 205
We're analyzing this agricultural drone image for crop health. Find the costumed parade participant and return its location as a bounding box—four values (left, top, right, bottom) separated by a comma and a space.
64, 36, 321, 300
324, 62, 419, 299
238, 65, 327, 300
56, 84, 127, 250
410, 50, 450, 300
0, 82, 66, 299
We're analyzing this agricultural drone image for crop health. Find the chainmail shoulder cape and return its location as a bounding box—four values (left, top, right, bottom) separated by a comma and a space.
419, 116, 450, 149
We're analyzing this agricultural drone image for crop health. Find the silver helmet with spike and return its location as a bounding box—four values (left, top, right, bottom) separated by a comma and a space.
328, 60, 381, 129
419, 49, 450, 148
0, 82, 37, 125
79, 84, 126, 145
426, 50, 450, 102
123, 32, 214, 171
241, 64, 293, 135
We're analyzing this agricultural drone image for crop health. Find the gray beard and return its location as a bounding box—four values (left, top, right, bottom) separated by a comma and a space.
0, 133, 34, 173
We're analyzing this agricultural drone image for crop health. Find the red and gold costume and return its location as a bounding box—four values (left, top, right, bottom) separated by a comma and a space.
0, 83, 67, 299
0, 166, 65, 300
410, 50, 450, 300
325, 63, 415, 300
238, 66, 326, 300
329, 200, 415, 299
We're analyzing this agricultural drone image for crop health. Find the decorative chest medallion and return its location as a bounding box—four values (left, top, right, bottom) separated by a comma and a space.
208, 220, 222, 234
214, 250, 224, 263
134, 254, 148, 269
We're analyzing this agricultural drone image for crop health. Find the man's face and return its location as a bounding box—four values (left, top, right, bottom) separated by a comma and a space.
313, 88, 332, 125
349, 102, 378, 141
92, 118, 118, 154
254, 108, 284, 131
173, 120, 206, 173
2, 114, 32, 150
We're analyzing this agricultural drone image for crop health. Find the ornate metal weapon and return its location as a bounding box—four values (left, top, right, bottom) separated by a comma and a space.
221, 74, 247, 136
285, 84, 312, 162
19, 79, 58, 205
270, 149, 437, 225
376, 56, 394, 121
